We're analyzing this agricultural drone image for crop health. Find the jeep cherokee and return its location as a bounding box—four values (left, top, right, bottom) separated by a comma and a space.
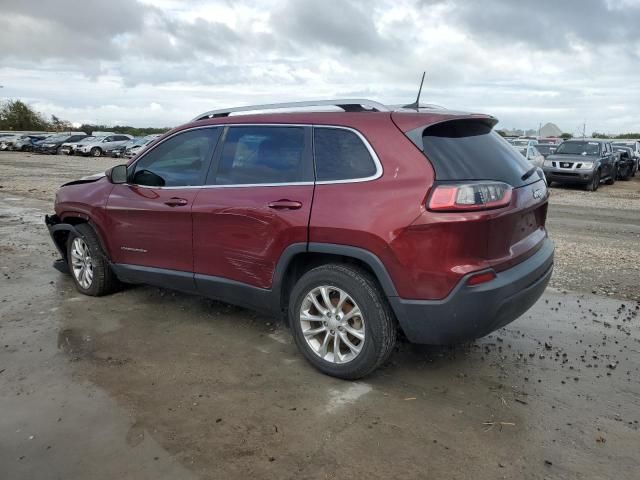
45, 99, 554, 379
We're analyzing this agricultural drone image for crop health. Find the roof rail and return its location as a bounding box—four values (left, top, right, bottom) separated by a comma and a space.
192, 99, 389, 121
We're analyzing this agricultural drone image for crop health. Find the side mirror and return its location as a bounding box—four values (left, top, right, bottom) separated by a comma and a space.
108, 164, 128, 184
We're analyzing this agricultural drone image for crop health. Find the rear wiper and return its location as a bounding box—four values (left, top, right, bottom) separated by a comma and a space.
521, 166, 538, 181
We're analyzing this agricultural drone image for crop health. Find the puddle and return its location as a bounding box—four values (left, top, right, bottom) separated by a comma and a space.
57, 328, 95, 361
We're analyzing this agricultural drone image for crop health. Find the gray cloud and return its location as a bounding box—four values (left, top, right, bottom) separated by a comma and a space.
0, 0, 638, 132
272, 0, 399, 54
437, 0, 640, 51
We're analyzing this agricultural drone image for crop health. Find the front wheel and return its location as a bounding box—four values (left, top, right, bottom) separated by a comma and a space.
605, 166, 617, 185
90, 147, 102, 157
67, 224, 119, 296
585, 170, 600, 191
289, 264, 397, 380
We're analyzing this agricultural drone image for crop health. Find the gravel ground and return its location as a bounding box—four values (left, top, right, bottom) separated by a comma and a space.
1, 151, 639, 480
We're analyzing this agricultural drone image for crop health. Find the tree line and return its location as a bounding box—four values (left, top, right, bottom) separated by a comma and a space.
0, 99, 169, 136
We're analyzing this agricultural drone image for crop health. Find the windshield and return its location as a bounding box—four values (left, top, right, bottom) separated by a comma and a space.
511, 140, 530, 147
555, 141, 600, 156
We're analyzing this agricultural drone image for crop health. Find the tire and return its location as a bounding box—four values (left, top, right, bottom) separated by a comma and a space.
90, 147, 102, 157
288, 264, 397, 380
618, 164, 631, 181
585, 170, 600, 191
605, 166, 617, 185
67, 223, 119, 296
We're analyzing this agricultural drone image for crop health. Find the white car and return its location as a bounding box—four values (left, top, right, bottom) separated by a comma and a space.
124, 134, 161, 158
0, 133, 23, 150
61, 136, 99, 155
76, 134, 133, 157
518, 145, 545, 168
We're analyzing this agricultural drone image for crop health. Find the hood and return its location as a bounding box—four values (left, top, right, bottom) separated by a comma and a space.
60, 172, 106, 187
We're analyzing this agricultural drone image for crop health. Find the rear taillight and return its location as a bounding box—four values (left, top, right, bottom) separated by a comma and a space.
428, 182, 513, 212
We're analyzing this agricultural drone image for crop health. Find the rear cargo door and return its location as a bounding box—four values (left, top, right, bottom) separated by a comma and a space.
415, 117, 549, 267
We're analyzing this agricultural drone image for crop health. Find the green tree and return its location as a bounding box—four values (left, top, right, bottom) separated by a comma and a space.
560, 132, 573, 140
591, 132, 609, 139
78, 123, 170, 137
0, 99, 49, 131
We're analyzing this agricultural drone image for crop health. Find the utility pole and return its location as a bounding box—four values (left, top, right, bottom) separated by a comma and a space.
582, 122, 586, 138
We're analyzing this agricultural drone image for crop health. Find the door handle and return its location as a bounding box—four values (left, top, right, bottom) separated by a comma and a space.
164, 197, 189, 207
267, 199, 303, 210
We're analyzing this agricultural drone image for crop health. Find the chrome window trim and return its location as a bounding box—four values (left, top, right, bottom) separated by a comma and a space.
125, 123, 383, 190
312, 125, 383, 185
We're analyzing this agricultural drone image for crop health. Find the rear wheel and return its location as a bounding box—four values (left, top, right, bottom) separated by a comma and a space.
67, 224, 119, 296
618, 163, 631, 180
90, 147, 102, 157
289, 264, 397, 380
585, 170, 600, 191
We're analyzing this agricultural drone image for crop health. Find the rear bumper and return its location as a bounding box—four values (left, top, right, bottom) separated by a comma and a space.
389, 237, 554, 344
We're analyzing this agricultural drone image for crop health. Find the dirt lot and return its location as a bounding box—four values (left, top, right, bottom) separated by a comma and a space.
1, 151, 639, 480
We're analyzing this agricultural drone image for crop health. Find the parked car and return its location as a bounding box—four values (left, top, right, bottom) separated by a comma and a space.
0, 133, 23, 150
35, 133, 87, 154
109, 138, 138, 158
509, 138, 538, 149
75, 134, 133, 157
611, 145, 635, 180
612, 141, 639, 177
518, 144, 545, 168
537, 137, 563, 145
533, 143, 557, 158
543, 139, 618, 191
60, 136, 97, 155
10, 134, 50, 151
124, 134, 161, 158
45, 99, 554, 379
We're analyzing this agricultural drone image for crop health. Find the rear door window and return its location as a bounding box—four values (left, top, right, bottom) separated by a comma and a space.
132, 127, 220, 187
313, 127, 378, 181
421, 119, 534, 186
209, 126, 311, 185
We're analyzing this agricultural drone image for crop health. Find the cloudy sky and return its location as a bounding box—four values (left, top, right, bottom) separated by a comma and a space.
1, 0, 639, 133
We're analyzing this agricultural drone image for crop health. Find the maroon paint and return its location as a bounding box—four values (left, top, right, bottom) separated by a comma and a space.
104, 184, 198, 272
55, 111, 550, 302
192, 185, 313, 288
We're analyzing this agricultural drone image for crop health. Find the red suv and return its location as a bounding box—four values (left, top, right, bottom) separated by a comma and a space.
46, 99, 554, 379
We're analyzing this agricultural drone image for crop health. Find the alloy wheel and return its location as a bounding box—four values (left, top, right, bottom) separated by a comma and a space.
70, 237, 94, 289
299, 285, 365, 364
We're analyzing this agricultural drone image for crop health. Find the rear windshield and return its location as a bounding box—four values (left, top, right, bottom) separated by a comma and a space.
421, 120, 533, 186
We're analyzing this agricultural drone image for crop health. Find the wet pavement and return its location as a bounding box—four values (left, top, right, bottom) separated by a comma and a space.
1, 189, 640, 479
